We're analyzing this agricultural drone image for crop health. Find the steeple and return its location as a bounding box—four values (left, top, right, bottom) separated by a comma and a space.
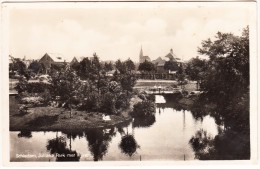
170, 48, 173, 54
139, 45, 143, 59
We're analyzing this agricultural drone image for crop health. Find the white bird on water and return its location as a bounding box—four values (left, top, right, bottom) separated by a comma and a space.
102, 114, 111, 121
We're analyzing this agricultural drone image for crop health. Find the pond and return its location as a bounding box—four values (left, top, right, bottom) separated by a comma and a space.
10, 95, 222, 162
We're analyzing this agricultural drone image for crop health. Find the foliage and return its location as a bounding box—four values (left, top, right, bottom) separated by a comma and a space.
187, 26, 250, 160
21, 96, 44, 107
70, 61, 81, 72
100, 92, 116, 115
120, 73, 136, 95
131, 100, 155, 118
115, 92, 130, 110
79, 91, 100, 112
18, 105, 29, 114
199, 26, 249, 108
104, 62, 113, 72
9, 58, 29, 79
164, 60, 179, 71
115, 59, 126, 74
119, 135, 139, 157
189, 129, 250, 160
124, 59, 135, 73
28, 60, 44, 74
15, 77, 28, 94
40, 89, 52, 105
50, 66, 81, 117
138, 60, 156, 72
26, 82, 51, 93
186, 57, 208, 81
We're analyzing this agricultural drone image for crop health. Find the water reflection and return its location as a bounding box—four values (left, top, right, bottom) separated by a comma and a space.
10, 95, 230, 161
84, 128, 116, 161
18, 130, 32, 138
189, 127, 250, 160
119, 135, 139, 157
46, 133, 81, 161
132, 115, 156, 128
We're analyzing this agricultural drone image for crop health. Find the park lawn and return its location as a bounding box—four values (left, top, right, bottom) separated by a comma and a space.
9, 97, 133, 131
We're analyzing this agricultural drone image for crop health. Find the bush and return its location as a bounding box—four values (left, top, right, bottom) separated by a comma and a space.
131, 101, 155, 118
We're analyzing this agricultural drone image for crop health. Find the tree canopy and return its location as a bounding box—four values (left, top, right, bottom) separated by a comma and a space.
138, 60, 156, 72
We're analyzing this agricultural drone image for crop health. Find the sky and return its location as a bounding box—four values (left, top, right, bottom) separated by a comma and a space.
7, 2, 255, 62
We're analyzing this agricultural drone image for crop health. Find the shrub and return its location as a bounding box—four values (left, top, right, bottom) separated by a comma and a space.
131, 100, 155, 118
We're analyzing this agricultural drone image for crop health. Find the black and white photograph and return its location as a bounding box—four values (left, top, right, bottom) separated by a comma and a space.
1, 0, 258, 165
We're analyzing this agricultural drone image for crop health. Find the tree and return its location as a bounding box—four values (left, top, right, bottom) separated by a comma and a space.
138, 60, 156, 72
185, 57, 208, 90
104, 62, 113, 72
164, 60, 179, 72
176, 64, 186, 89
198, 26, 249, 105
100, 92, 116, 115
124, 59, 135, 73
197, 26, 250, 134
115, 59, 126, 74
50, 66, 81, 118
28, 60, 44, 74
9, 58, 30, 80
70, 61, 81, 72
120, 73, 136, 96
79, 57, 92, 79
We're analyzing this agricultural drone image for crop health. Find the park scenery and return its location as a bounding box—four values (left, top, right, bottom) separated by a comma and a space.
7, 2, 252, 162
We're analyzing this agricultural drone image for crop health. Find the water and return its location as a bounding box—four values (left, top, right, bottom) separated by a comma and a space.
10, 95, 221, 161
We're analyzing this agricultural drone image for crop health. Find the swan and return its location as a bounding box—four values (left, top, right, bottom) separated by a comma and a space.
102, 114, 111, 121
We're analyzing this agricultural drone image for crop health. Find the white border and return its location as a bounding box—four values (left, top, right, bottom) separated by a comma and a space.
0, 1, 258, 168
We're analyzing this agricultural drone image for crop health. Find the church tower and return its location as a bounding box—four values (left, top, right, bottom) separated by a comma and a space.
139, 46, 143, 63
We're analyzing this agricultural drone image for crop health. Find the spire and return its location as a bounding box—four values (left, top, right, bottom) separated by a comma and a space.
170, 48, 173, 54
139, 45, 143, 59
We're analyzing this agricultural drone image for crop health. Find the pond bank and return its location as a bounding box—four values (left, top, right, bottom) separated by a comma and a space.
9, 95, 142, 131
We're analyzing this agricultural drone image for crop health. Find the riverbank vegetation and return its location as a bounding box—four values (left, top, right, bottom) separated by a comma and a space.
183, 26, 250, 160
11, 55, 152, 130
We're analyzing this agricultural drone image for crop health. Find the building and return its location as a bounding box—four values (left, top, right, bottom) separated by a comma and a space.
70, 57, 79, 65
152, 49, 183, 73
139, 46, 151, 63
39, 53, 66, 73
164, 48, 183, 66
152, 57, 166, 73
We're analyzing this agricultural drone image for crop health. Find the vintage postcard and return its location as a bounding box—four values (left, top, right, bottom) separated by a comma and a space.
1, 0, 258, 167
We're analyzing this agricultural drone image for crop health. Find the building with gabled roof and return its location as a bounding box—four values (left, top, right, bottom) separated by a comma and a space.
70, 57, 79, 65
39, 53, 67, 73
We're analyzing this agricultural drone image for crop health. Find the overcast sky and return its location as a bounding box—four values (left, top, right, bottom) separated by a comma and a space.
7, 2, 254, 62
